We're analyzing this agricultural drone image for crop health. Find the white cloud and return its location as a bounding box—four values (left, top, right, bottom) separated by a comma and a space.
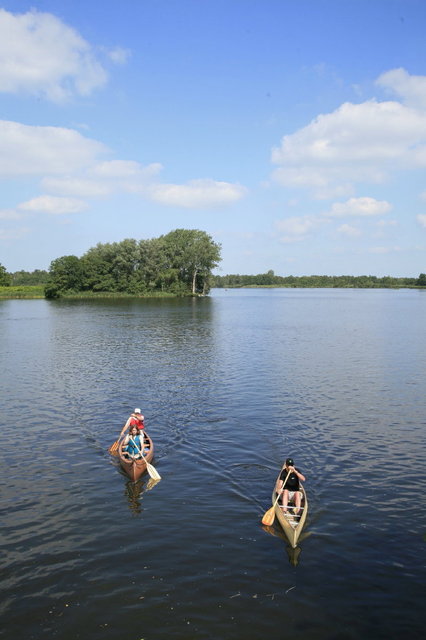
0, 120, 107, 176
376, 219, 397, 228
417, 214, 426, 228
18, 195, 87, 215
107, 47, 131, 65
337, 224, 361, 237
147, 179, 247, 208
271, 90, 426, 196
0, 208, 25, 220
41, 177, 111, 197
41, 162, 164, 198
275, 215, 325, 242
0, 120, 247, 211
90, 160, 163, 179
369, 246, 401, 254
377, 68, 426, 109
0, 9, 109, 102
329, 197, 391, 217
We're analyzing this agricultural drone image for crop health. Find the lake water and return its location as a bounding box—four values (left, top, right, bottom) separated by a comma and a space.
1, 288, 425, 640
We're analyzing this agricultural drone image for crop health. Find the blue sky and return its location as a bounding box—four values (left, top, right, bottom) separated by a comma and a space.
1, 0, 426, 277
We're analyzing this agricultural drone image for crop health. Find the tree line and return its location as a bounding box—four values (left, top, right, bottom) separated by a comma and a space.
2, 259, 426, 294
212, 270, 426, 288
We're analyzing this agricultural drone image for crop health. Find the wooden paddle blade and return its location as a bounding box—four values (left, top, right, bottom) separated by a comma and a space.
108, 440, 119, 456
146, 462, 161, 481
145, 478, 160, 492
262, 506, 276, 526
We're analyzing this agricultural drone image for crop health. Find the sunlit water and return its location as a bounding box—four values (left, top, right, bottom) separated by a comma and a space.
1, 289, 425, 639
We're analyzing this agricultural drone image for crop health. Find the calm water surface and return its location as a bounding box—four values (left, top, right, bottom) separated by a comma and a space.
1, 288, 425, 640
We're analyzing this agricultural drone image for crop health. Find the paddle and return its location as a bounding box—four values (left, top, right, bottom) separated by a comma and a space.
129, 436, 161, 481
108, 439, 120, 456
108, 419, 130, 456
261, 468, 291, 526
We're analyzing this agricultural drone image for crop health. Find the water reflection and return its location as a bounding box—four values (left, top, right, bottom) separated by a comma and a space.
261, 523, 306, 566
124, 477, 160, 514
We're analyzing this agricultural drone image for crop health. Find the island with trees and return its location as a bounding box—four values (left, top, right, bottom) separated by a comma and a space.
1, 229, 222, 299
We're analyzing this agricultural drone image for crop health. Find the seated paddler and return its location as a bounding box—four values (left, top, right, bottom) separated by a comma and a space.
121, 425, 147, 459
276, 457, 306, 516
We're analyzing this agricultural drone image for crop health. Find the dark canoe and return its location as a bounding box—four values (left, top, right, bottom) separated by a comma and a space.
118, 432, 155, 483
271, 471, 308, 549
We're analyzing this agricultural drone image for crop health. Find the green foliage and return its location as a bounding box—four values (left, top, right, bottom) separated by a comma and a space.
0, 263, 11, 286
212, 272, 418, 289
44, 283, 61, 299
11, 269, 49, 285
48, 255, 84, 292
417, 273, 426, 286
161, 229, 221, 294
44, 229, 222, 298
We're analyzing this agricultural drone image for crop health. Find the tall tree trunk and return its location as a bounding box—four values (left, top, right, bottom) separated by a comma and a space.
192, 269, 197, 294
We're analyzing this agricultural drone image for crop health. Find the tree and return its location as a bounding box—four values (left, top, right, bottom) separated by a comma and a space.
417, 273, 426, 286
47, 255, 84, 292
0, 263, 11, 286
11, 269, 49, 285
161, 229, 221, 294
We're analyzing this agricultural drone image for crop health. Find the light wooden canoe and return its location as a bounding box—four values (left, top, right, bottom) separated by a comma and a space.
118, 432, 155, 483
271, 473, 308, 549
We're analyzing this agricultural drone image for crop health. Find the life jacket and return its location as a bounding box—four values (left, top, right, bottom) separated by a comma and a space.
129, 414, 144, 430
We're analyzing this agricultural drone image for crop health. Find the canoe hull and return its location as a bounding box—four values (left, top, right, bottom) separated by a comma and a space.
272, 476, 308, 549
118, 432, 154, 482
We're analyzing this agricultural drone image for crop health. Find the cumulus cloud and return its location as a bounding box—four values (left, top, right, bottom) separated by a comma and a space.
271, 88, 426, 196
337, 224, 362, 237
41, 162, 166, 198
147, 179, 247, 208
0, 8, 113, 102
376, 219, 397, 228
275, 215, 325, 242
0, 119, 246, 212
41, 177, 111, 198
0, 120, 107, 176
329, 197, 392, 217
369, 246, 401, 254
90, 160, 163, 180
0, 208, 25, 220
377, 68, 426, 109
18, 195, 87, 215
417, 214, 426, 228
107, 47, 131, 65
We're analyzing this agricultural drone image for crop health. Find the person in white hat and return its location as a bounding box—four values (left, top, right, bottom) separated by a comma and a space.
129, 408, 145, 430
119, 408, 145, 438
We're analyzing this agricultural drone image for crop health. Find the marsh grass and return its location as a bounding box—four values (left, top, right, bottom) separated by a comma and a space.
0, 285, 45, 299
0, 286, 187, 299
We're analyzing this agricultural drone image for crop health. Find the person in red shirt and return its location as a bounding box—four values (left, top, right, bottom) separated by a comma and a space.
119, 408, 145, 439
128, 408, 145, 431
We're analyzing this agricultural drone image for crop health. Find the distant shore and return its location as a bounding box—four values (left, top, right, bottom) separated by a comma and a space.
217, 284, 425, 290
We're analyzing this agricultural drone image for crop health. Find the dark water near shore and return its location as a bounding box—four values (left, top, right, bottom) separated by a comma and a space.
1, 288, 425, 640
